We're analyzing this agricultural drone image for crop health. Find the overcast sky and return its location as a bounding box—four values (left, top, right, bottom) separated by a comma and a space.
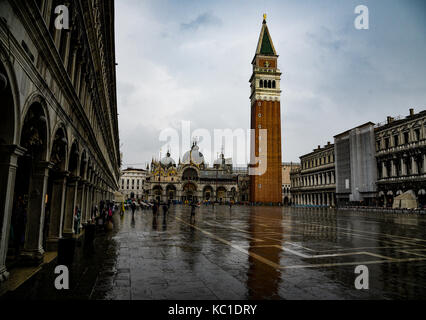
115, 0, 426, 168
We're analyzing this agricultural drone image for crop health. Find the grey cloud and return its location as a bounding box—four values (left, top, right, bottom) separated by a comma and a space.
116, 1, 426, 165
306, 27, 346, 52
180, 12, 222, 31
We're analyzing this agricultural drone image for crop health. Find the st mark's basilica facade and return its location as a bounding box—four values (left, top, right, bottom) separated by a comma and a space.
145, 143, 250, 204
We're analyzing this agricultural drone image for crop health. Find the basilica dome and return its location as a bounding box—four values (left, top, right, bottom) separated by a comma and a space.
160, 152, 176, 167
182, 143, 205, 165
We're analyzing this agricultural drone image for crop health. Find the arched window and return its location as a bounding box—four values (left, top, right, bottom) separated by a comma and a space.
272, 80, 276, 88
268, 80, 272, 88
259, 80, 263, 88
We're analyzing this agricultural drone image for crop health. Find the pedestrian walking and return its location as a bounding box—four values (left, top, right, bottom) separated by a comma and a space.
190, 201, 198, 222
162, 202, 168, 217
120, 201, 125, 217
74, 206, 81, 234
131, 201, 136, 216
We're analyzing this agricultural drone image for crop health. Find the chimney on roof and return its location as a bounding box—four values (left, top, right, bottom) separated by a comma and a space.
409, 108, 414, 116
387, 116, 394, 124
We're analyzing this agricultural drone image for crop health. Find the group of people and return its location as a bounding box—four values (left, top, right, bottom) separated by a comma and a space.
91, 200, 116, 230
151, 200, 171, 217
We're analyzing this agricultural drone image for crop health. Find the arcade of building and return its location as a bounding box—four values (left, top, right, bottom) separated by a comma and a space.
0, 0, 120, 282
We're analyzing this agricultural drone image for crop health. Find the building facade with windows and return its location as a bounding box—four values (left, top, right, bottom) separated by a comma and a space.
120, 168, 147, 200
290, 142, 336, 207
0, 0, 120, 282
282, 162, 300, 205
375, 109, 426, 207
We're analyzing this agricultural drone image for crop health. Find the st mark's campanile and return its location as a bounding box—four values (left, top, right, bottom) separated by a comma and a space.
250, 15, 282, 204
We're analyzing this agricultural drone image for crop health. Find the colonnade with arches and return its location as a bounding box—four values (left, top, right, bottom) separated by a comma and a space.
0, 0, 119, 282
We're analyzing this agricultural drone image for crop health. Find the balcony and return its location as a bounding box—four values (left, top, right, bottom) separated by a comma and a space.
376, 139, 426, 157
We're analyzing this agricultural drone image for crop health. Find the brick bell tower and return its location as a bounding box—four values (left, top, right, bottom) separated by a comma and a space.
249, 14, 282, 204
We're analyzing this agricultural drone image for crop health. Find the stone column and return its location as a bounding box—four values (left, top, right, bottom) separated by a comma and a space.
75, 62, 82, 94
382, 162, 387, 178
63, 177, 79, 236
90, 186, 95, 219
21, 162, 53, 265
43, 0, 54, 26
87, 186, 93, 220
423, 154, 426, 174
0, 145, 26, 282
46, 171, 68, 251
70, 47, 78, 84
411, 156, 418, 175
78, 182, 86, 227
62, 31, 71, 67
95, 188, 99, 208
390, 160, 396, 177
83, 184, 91, 223
401, 158, 406, 176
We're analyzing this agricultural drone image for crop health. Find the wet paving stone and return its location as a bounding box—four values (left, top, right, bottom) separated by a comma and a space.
4, 205, 426, 300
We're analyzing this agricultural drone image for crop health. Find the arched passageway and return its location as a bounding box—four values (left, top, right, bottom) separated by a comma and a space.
10, 100, 50, 266
0, 60, 22, 280
183, 183, 197, 202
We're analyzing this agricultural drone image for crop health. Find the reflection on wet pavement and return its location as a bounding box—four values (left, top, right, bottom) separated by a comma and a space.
88, 205, 426, 300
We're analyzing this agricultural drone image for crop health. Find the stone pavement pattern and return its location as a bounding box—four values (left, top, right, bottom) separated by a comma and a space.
4, 206, 426, 299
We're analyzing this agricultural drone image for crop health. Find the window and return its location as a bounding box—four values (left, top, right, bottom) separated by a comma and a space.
384, 138, 390, 149
376, 140, 381, 151
404, 132, 409, 144
393, 135, 398, 147
272, 80, 276, 88
414, 128, 420, 141
259, 80, 263, 88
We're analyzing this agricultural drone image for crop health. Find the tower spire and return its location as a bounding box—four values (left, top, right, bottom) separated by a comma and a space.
255, 14, 277, 56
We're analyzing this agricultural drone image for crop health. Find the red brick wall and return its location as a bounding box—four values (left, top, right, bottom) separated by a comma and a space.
250, 100, 282, 203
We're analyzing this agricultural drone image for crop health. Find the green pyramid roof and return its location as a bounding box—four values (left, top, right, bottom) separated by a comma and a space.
260, 29, 275, 55
255, 18, 277, 56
